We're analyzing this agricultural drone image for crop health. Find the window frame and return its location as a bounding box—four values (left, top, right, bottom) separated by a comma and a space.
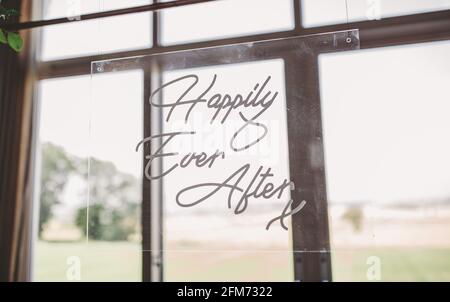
29, 0, 450, 282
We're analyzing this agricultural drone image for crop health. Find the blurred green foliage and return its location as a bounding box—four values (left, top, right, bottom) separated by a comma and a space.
0, 6, 23, 52
40, 142, 139, 241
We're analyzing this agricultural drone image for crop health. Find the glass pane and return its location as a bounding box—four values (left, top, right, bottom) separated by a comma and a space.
161, 59, 292, 281
91, 30, 360, 281
160, 0, 294, 45
319, 40, 450, 281
34, 74, 142, 281
40, 0, 152, 61
302, 0, 450, 28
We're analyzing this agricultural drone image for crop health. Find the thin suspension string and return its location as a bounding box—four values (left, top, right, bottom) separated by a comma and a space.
344, 0, 352, 42
87, 0, 104, 245
98, 0, 103, 56
345, 0, 350, 25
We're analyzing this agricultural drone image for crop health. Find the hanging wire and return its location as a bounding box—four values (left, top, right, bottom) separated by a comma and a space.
345, 0, 350, 24
345, 0, 352, 43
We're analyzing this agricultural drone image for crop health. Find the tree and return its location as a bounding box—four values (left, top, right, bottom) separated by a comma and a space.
38, 143, 76, 238
342, 206, 364, 232
75, 204, 137, 241
74, 158, 140, 241
39, 142, 139, 241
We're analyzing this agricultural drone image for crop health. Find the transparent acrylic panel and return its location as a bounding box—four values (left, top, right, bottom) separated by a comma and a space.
91, 30, 359, 281
85, 71, 144, 281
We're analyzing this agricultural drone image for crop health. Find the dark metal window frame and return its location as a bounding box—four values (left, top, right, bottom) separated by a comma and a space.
30, 0, 450, 282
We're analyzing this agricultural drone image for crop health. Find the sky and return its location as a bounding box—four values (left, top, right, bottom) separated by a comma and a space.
302, 0, 450, 27
320, 40, 450, 203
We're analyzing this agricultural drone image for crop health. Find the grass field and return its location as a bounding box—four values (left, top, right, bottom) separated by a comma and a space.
34, 241, 450, 281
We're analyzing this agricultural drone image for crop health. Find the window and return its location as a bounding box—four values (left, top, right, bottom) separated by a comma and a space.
30, 0, 450, 282
35, 72, 143, 281
160, 60, 293, 281
35, 77, 91, 278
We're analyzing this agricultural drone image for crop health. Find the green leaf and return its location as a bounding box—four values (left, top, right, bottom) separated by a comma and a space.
7, 32, 23, 52
0, 7, 19, 18
0, 29, 7, 44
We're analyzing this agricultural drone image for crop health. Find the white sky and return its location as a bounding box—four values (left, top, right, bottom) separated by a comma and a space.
39, 71, 144, 177
302, 0, 450, 27
320, 40, 450, 203
41, 0, 152, 61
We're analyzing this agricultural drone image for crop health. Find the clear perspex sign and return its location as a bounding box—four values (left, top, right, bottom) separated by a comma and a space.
89, 30, 360, 281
